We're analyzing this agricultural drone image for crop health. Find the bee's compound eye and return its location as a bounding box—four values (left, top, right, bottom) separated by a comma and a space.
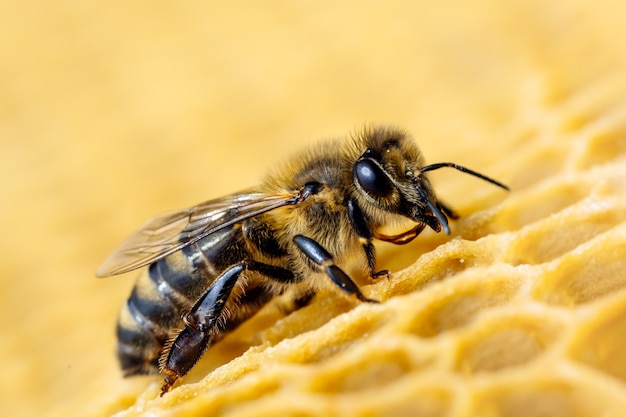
354, 159, 393, 198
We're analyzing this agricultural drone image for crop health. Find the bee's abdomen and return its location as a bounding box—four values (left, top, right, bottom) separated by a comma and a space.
115, 268, 180, 374
116, 297, 164, 375
116, 253, 212, 375
116, 226, 246, 376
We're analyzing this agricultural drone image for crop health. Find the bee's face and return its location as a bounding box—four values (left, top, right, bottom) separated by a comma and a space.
351, 129, 443, 232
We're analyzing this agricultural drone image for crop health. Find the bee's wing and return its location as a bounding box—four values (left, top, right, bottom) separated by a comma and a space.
96, 189, 299, 277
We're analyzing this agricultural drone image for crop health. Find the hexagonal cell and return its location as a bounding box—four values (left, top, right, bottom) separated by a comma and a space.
306, 341, 416, 393
408, 269, 523, 338
345, 384, 454, 417
503, 196, 626, 266
389, 239, 497, 297
505, 146, 568, 192
486, 182, 589, 233
276, 306, 390, 366
260, 291, 357, 346
453, 313, 563, 374
472, 380, 577, 417
568, 294, 626, 383
469, 375, 625, 417
575, 123, 626, 169
239, 382, 454, 417
534, 235, 626, 306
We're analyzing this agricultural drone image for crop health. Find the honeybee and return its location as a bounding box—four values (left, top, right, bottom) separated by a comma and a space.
97, 126, 508, 395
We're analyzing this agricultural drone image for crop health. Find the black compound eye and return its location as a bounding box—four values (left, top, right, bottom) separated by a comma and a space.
354, 158, 393, 198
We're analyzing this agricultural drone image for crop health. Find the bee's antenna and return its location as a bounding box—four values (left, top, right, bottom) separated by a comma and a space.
421, 163, 509, 191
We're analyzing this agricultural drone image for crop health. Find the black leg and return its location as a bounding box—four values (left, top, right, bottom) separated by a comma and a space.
293, 288, 316, 309
276, 288, 317, 316
159, 260, 299, 395
347, 199, 389, 279
246, 260, 300, 284
293, 234, 378, 303
438, 201, 459, 220
160, 262, 245, 395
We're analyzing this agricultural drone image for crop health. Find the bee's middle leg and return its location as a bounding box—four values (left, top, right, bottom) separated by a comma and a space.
159, 260, 297, 396
293, 234, 378, 304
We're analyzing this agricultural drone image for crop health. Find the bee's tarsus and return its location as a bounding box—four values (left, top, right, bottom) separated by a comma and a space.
160, 372, 178, 397
371, 269, 390, 280
325, 265, 378, 303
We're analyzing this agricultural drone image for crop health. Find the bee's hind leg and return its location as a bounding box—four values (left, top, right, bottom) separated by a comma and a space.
159, 260, 298, 396
293, 235, 379, 304
158, 262, 246, 395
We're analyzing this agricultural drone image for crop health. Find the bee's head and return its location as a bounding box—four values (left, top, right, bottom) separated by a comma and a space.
350, 127, 446, 233
349, 127, 508, 234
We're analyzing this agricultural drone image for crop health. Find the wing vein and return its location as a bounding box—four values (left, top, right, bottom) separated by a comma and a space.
96, 190, 300, 277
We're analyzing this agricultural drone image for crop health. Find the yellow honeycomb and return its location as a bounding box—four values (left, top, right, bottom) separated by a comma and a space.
3, 2, 626, 417
113, 92, 626, 417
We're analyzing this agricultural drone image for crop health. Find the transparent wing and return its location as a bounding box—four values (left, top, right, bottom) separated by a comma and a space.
96, 189, 300, 277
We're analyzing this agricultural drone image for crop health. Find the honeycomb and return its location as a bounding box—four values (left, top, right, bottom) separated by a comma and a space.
3, 1, 626, 417
112, 132, 626, 416
110, 74, 626, 417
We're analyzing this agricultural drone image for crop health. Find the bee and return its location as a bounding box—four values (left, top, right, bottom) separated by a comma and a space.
97, 126, 508, 395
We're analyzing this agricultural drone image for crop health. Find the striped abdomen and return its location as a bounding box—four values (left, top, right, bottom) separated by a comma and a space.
116, 225, 249, 375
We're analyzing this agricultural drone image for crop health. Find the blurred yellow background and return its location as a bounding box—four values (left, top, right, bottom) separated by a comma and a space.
2, 1, 626, 416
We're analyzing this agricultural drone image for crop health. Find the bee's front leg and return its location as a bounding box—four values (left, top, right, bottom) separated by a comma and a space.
293, 234, 378, 303
438, 201, 459, 220
346, 199, 389, 279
